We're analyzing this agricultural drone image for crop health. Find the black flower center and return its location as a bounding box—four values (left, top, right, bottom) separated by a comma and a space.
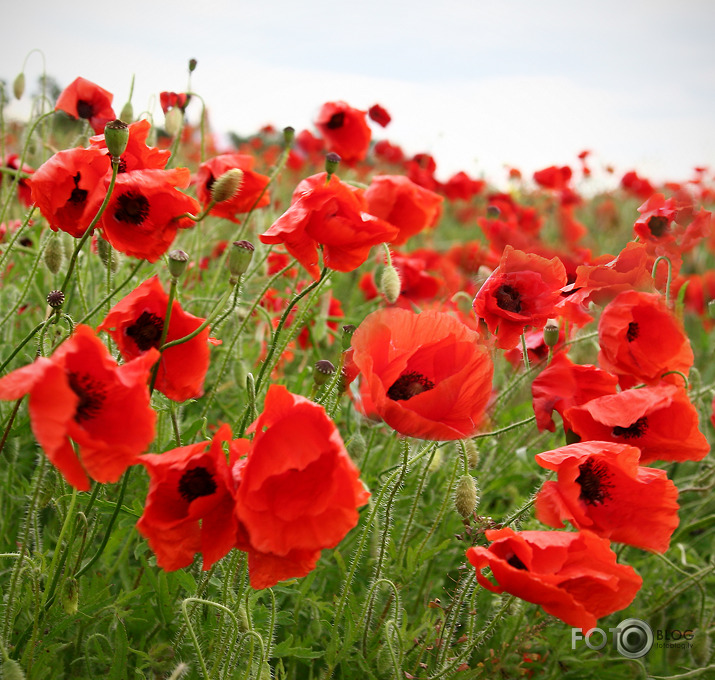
114, 191, 150, 225
178, 466, 217, 503
495, 284, 522, 313
612, 416, 648, 440
76, 99, 95, 120
647, 215, 669, 237
626, 322, 639, 342
576, 457, 614, 506
116, 156, 128, 174
326, 112, 345, 129
205, 174, 216, 193
68, 172, 88, 206
126, 311, 164, 351
67, 372, 106, 423
387, 371, 435, 401
506, 553, 528, 570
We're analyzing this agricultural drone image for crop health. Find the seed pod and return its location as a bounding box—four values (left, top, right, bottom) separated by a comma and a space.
543, 318, 559, 347
454, 474, 479, 518
104, 119, 129, 158
313, 359, 336, 387
228, 240, 254, 278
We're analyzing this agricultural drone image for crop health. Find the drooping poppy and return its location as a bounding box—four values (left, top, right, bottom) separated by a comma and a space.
597, 290, 693, 387
350, 308, 493, 440
29, 147, 111, 237
0, 325, 157, 491
259, 172, 399, 280
232, 385, 370, 589
98, 275, 214, 402
137, 424, 240, 571
473, 245, 568, 350
195, 154, 270, 223
159, 91, 190, 114
534, 441, 679, 553
466, 528, 642, 632
565, 383, 709, 463
364, 174, 443, 246
55, 77, 116, 134
99, 167, 200, 262
314, 101, 371, 164
89, 118, 171, 173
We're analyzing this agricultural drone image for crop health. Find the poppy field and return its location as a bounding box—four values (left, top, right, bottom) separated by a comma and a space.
0, 64, 714, 680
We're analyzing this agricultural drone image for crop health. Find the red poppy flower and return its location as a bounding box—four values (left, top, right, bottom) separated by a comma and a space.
159, 91, 190, 114
466, 528, 642, 632
531, 353, 619, 433
89, 119, 171, 173
55, 77, 116, 134
368, 104, 391, 127
534, 441, 679, 552
621, 170, 655, 201
99, 168, 199, 262
351, 308, 493, 440
195, 154, 270, 223
565, 384, 709, 464
98, 276, 214, 402
374, 140, 405, 165
29, 147, 111, 237
137, 424, 240, 571
364, 175, 443, 246
0, 325, 157, 491
232, 385, 370, 589
314, 101, 371, 164
533, 165, 572, 191
442, 171, 485, 202
633, 193, 679, 243
259, 173, 399, 280
597, 290, 693, 387
2, 155, 34, 207
473, 245, 568, 350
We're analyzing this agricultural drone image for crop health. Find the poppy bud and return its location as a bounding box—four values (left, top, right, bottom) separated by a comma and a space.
164, 107, 183, 137
454, 474, 479, 518
166, 664, 190, 680
168, 249, 189, 279
104, 119, 129, 159
120, 100, 134, 123
380, 264, 401, 304
96, 235, 119, 272
283, 126, 295, 146
691, 629, 712, 667
487, 205, 501, 219
61, 576, 79, 615
210, 168, 244, 204
237, 604, 250, 632
463, 439, 479, 468
347, 431, 367, 459
13, 72, 25, 100
189, 58, 198, 73
325, 152, 341, 180
341, 324, 356, 350
1, 658, 25, 680
44, 232, 64, 274
543, 318, 559, 347
229, 240, 254, 278
46, 290, 65, 309
313, 359, 336, 386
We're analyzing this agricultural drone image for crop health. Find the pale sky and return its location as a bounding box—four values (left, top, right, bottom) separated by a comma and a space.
3, 0, 714, 187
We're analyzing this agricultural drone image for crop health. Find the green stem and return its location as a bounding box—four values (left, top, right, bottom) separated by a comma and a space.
149, 277, 178, 394
652, 255, 673, 307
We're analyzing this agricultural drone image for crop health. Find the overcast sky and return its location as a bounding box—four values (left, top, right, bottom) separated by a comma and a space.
3, 0, 714, 187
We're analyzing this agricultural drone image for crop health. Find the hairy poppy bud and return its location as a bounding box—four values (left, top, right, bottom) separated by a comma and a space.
691, 629, 712, 667
380, 264, 401, 304
454, 474, 479, 518
228, 240, 254, 279
164, 107, 183, 137
313, 359, 336, 386
97, 235, 119, 272
61, 576, 79, 614
1, 658, 25, 680
46, 290, 65, 309
341, 324, 356, 350
104, 119, 129, 159
13, 72, 25, 100
120, 100, 134, 123
211, 168, 244, 204
166, 664, 190, 680
347, 431, 367, 459
283, 126, 295, 146
168, 249, 189, 279
44, 232, 64, 274
543, 318, 559, 347
325, 152, 341, 179
463, 439, 479, 468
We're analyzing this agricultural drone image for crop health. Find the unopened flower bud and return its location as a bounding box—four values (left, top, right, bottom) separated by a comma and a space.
325, 152, 340, 179
463, 439, 479, 468
454, 474, 479, 518
61, 577, 79, 615
237, 604, 250, 633
211, 168, 244, 204
96, 235, 119, 272
164, 107, 183, 137
44, 233, 64, 274
313, 359, 335, 386
380, 264, 401, 304
486, 205, 501, 219
104, 119, 129, 159
691, 629, 712, 667
13, 72, 25, 100
341, 324, 356, 350
229, 240, 254, 278
46, 290, 65, 309
168, 249, 189, 279
543, 318, 559, 347
708, 299, 715, 319
120, 100, 134, 123
283, 126, 295, 146
347, 431, 367, 460
188, 58, 198, 73
1, 658, 26, 680
166, 664, 190, 680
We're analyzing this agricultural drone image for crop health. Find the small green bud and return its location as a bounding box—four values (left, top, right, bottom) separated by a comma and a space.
691, 629, 712, 667
61, 232, 74, 260
96, 235, 119, 272
168, 249, 190, 279
454, 474, 479, 518
380, 264, 401, 304
164, 107, 183, 137
211, 168, 244, 204
543, 318, 559, 347
120, 100, 134, 123
347, 431, 367, 460
104, 119, 129, 159
259, 661, 271, 680
283, 126, 295, 146
46, 290, 65, 309
44, 232, 64, 274
1, 658, 26, 680
237, 604, 250, 633
313, 359, 336, 386
228, 240, 254, 279
341, 324, 356, 351
325, 152, 340, 180
61, 577, 79, 615
188, 58, 198, 73
13, 72, 25, 100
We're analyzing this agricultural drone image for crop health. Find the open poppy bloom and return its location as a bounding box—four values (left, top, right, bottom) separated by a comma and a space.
98, 276, 214, 402
195, 154, 270, 223
466, 528, 642, 632
0, 325, 157, 491
350, 308, 493, 440
565, 383, 709, 463
29, 147, 111, 237
99, 167, 200, 262
55, 76, 116, 134
137, 424, 240, 571
597, 290, 693, 387
89, 119, 171, 173
314, 101, 371, 164
364, 174, 443, 246
232, 385, 370, 589
534, 441, 679, 553
260, 172, 399, 280
473, 245, 568, 349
